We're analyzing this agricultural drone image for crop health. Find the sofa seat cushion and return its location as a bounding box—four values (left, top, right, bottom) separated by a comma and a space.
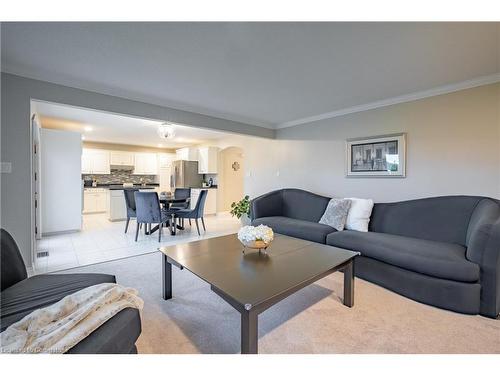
0, 273, 116, 331
252, 216, 336, 244
326, 231, 479, 282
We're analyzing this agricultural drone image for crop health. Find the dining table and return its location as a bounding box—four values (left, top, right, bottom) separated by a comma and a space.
145, 195, 189, 236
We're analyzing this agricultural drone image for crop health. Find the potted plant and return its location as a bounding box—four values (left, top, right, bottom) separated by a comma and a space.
230, 195, 251, 226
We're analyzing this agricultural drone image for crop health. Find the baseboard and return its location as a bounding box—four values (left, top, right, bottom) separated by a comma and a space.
26, 266, 34, 277
41, 229, 80, 237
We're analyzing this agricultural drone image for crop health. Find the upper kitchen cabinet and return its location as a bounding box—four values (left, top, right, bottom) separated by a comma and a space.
110, 151, 134, 166
157, 153, 174, 168
175, 147, 198, 161
81, 151, 92, 174
82, 149, 110, 174
197, 147, 219, 174
133, 152, 158, 175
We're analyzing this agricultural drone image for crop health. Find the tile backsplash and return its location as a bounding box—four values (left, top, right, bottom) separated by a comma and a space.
82, 169, 157, 185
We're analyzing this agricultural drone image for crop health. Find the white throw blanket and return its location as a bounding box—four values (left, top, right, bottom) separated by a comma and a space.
0, 283, 144, 354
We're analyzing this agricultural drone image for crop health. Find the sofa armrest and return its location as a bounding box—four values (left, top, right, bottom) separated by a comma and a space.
467, 213, 500, 317
250, 190, 283, 220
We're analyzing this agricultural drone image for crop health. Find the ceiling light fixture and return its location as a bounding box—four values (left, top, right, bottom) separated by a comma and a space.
84, 126, 93, 132
157, 122, 176, 140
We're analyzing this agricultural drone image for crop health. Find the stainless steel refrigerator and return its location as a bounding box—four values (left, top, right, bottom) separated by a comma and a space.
170, 160, 203, 189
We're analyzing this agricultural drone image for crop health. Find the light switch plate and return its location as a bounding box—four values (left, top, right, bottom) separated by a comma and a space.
0, 162, 12, 173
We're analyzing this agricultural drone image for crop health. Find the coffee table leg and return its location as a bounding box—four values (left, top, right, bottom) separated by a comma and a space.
241, 310, 258, 354
343, 259, 354, 307
162, 254, 172, 300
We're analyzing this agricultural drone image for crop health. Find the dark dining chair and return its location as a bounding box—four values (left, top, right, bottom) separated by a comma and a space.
134, 191, 170, 242
174, 189, 208, 235
123, 189, 137, 234
170, 188, 191, 209
169, 188, 191, 227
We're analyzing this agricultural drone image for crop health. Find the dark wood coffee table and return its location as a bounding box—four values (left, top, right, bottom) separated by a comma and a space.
158, 234, 359, 354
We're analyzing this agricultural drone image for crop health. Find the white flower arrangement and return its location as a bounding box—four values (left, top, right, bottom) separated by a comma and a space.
238, 225, 274, 244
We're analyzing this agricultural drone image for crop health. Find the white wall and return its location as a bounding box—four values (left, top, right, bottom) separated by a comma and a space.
219, 83, 500, 202
40, 128, 82, 234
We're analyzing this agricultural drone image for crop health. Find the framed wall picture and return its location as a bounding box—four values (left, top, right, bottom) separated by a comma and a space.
346, 133, 406, 178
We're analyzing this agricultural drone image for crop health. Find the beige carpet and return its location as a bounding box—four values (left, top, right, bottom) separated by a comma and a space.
61, 252, 500, 354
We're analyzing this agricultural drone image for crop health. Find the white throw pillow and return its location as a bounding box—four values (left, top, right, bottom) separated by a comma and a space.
345, 197, 374, 232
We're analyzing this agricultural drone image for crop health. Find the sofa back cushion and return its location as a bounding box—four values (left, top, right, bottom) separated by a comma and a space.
282, 189, 331, 222
1, 228, 28, 291
369, 196, 483, 246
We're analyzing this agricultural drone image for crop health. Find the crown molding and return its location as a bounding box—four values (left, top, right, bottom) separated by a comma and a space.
275, 73, 500, 129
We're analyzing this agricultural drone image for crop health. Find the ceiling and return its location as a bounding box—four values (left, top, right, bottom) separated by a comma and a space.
2, 22, 499, 130
33, 101, 228, 149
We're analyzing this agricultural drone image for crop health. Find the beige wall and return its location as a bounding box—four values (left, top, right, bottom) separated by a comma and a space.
219, 147, 245, 211
219, 83, 500, 202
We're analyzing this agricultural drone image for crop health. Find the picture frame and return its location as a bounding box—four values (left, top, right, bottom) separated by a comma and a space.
346, 133, 406, 178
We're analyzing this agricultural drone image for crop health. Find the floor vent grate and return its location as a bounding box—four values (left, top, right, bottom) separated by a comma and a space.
37, 251, 49, 258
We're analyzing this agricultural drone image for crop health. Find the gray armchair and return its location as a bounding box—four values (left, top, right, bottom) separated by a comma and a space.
0, 228, 142, 353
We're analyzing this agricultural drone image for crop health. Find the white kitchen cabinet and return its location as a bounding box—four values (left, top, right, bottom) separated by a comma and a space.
197, 147, 218, 174
96, 191, 108, 211
110, 151, 134, 166
191, 188, 217, 215
158, 153, 173, 192
82, 149, 110, 174
83, 188, 108, 214
109, 190, 127, 221
81, 152, 92, 174
158, 153, 174, 168
175, 147, 198, 161
92, 152, 111, 174
133, 153, 157, 175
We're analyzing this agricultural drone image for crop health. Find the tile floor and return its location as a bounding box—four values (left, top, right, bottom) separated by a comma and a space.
34, 212, 241, 274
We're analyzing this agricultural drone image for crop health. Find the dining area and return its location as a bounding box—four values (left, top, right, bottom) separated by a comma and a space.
34, 185, 240, 274
123, 188, 209, 242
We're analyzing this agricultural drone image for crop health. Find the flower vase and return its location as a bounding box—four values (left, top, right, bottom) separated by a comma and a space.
240, 214, 251, 226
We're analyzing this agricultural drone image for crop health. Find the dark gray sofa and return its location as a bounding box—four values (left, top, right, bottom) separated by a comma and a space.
0, 229, 142, 353
251, 189, 500, 318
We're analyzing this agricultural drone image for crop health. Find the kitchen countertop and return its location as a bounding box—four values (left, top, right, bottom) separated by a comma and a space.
108, 185, 157, 190
84, 184, 159, 190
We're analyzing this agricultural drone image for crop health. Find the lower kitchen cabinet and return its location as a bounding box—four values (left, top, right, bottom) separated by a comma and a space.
109, 190, 127, 221
83, 189, 108, 214
191, 188, 217, 215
